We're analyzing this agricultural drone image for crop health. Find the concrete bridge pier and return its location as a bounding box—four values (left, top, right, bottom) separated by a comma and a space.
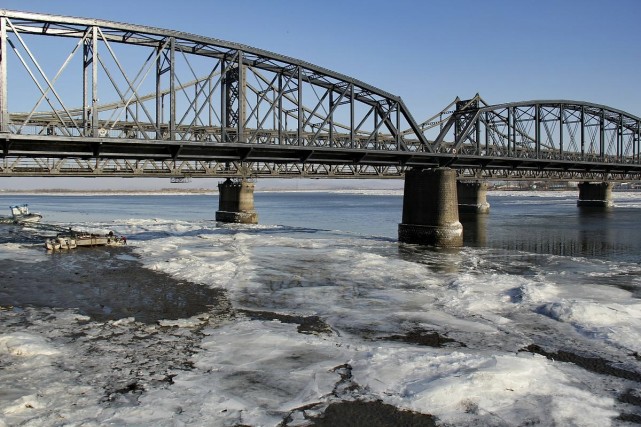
398, 168, 463, 247
457, 180, 490, 214
577, 182, 614, 208
215, 178, 258, 224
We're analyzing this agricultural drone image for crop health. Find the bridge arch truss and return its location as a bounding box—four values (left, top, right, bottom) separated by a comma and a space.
416, 95, 641, 181
0, 9, 432, 179
1, 10, 641, 182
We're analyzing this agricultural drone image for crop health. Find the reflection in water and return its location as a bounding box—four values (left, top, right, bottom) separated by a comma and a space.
397, 243, 466, 274
481, 236, 631, 258
460, 213, 488, 246
458, 200, 636, 261
574, 206, 630, 257
399, 200, 638, 266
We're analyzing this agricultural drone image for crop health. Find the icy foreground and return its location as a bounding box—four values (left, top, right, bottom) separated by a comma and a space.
1, 214, 641, 426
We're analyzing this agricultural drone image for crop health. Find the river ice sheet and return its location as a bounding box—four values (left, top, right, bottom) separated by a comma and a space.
1, 193, 641, 426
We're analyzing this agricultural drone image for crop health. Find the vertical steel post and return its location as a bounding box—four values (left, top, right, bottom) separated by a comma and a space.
0, 17, 6, 133
328, 89, 333, 148
559, 105, 564, 157
349, 84, 354, 149
277, 73, 282, 144
169, 37, 176, 141
599, 109, 605, 160
395, 103, 400, 150
91, 26, 98, 137
374, 107, 379, 149
297, 66, 302, 146
237, 50, 244, 143
485, 111, 489, 155
221, 56, 227, 143
155, 42, 162, 140
271, 89, 275, 137
618, 114, 622, 161
475, 116, 481, 155
82, 34, 89, 136
580, 106, 585, 158
209, 77, 213, 127
632, 120, 641, 163
535, 104, 540, 158
507, 107, 512, 156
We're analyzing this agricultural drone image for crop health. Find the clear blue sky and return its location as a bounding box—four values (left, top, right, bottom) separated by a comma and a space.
1, 0, 640, 190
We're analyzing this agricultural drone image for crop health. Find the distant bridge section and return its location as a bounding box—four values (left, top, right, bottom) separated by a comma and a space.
418, 95, 641, 181
0, 10, 640, 181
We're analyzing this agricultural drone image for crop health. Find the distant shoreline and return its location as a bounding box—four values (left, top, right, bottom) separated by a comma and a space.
0, 188, 404, 196
0, 188, 218, 196
0, 188, 638, 197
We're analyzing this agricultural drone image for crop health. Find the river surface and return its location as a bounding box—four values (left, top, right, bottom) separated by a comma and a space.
1, 190, 640, 426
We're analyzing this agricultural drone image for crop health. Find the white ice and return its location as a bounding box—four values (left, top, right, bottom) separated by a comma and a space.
124, 227, 640, 424
3, 196, 641, 426
351, 346, 618, 426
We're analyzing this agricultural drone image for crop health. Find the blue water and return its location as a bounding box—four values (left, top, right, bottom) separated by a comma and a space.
3, 191, 640, 262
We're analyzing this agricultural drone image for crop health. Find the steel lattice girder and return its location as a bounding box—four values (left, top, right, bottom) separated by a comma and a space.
430, 99, 641, 165
2, 155, 641, 181
0, 9, 430, 154
1, 10, 641, 180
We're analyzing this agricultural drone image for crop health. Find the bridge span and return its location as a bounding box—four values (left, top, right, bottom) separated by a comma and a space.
0, 9, 638, 246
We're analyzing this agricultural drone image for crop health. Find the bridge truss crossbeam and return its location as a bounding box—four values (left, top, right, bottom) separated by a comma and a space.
0, 10, 641, 181
2, 154, 641, 182
429, 96, 641, 165
0, 10, 428, 153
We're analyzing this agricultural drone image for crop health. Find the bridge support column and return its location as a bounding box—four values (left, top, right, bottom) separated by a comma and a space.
577, 182, 613, 208
215, 178, 258, 224
457, 180, 490, 214
398, 168, 463, 247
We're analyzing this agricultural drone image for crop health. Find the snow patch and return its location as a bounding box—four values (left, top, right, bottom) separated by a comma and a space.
0, 333, 60, 357
351, 347, 617, 426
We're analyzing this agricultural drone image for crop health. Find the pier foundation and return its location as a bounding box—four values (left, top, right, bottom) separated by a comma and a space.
457, 180, 490, 214
577, 182, 613, 208
215, 178, 258, 224
398, 168, 463, 247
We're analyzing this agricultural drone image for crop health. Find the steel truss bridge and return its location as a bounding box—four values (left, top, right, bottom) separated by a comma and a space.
1, 10, 641, 182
